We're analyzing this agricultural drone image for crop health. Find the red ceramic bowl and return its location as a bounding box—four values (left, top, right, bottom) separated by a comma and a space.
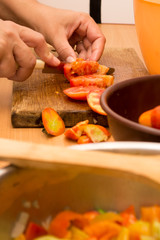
101, 75, 160, 142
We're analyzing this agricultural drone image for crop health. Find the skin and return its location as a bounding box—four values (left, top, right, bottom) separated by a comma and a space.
0, 0, 106, 81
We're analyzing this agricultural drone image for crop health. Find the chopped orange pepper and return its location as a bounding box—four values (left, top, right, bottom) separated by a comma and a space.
49, 210, 86, 238
141, 205, 160, 222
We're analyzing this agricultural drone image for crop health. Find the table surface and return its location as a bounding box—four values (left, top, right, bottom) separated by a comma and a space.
0, 24, 145, 168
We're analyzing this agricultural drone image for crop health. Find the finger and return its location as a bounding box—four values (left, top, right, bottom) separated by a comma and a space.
51, 30, 77, 62
19, 27, 60, 66
76, 42, 87, 59
0, 54, 18, 79
11, 41, 36, 82
75, 16, 106, 61
89, 35, 106, 61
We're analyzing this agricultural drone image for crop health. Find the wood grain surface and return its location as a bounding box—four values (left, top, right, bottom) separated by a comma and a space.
11, 48, 148, 128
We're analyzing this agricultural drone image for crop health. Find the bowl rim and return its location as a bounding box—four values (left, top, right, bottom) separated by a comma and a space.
101, 75, 160, 137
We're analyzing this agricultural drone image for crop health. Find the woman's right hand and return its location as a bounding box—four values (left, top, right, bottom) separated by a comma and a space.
0, 20, 59, 81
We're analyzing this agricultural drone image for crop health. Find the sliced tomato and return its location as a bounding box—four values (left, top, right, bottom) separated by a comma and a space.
63, 62, 73, 80
83, 124, 110, 143
57, 62, 65, 72
87, 89, 107, 116
71, 58, 99, 76
70, 75, 113, 88
120, 206, 137, 226
63, 86, 99, 101
64, 120, 89, 140
63, 58, 99, 80
25, 222, 47, 240
96, 64, 109, 75
77, 135, 93, 144
42, 107, 65, 136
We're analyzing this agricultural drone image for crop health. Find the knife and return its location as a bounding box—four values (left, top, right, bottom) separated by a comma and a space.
35, 59, 115, 75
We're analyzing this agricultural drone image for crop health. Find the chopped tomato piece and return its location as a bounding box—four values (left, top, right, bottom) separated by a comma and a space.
151, 105, 160, 129
64, 120, 89, 140
77, 135, 93, 144
25, 222, 47, 240
71, 58, 99, 76
49, 210, 84, 238
87, 89, 107, 115
42, 107, 65, 136
83, 124, 110, 143
63, 86, 99, 101
96, 64, 109, 75
70, 75, 113, 88
63, 58, 99, 80
120, 206, 137, 226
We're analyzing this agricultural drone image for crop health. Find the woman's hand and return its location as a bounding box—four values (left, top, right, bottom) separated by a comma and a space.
0, 20, 59, 81
34, 6, 106, 63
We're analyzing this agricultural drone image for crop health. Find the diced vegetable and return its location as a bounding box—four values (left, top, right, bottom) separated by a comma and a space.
25, 222, 47, 240
42, 108, 65, 136
83, 124, 110, 143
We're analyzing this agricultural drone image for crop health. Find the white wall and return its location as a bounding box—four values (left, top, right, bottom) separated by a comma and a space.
101, 0, 135, 24
38, 0, 134, 24
38, 0, 89, 13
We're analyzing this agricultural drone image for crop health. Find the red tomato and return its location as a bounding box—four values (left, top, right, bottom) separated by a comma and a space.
63, 58, 99, 80
151, 105, 160, 129
96, 64, 109, 75
120, 206, 137, 226
87, 89, 107, 115
64, 120, 89, 140
77, 135, 93, 144
42, 107, 65, 136
63, 62, 72, 80
25, 222, 47, 240
63, 86, 99, 101
83, 124, 110, 143
70, 75, 113, 88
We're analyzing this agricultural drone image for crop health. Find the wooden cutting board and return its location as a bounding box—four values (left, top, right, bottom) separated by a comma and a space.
11, 48, 149, 128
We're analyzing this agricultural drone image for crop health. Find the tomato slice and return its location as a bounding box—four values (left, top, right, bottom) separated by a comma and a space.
70, 75, 113, 88
63, 58, 99, 80
64, 120, 89, 140
63, 86, 99, 101
77, 135, 93, 144
83, 124, 110, 143
42, 107, 65, 136
87, 89, 107, 115
96, 64, 109, 75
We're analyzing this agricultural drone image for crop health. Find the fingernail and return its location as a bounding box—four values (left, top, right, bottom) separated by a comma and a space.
66, 56, 76, 63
